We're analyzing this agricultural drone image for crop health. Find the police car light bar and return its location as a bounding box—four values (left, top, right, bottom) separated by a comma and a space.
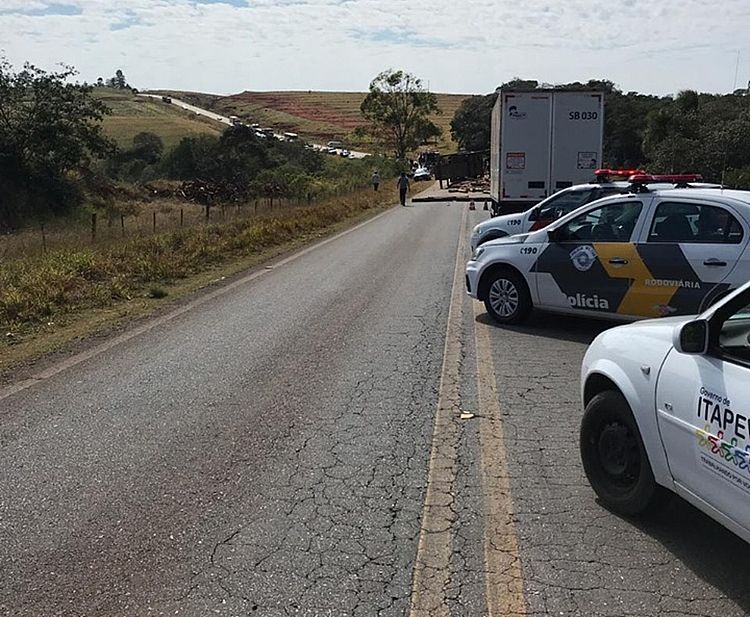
595, 168, 646, 178
628, 173, 703, 183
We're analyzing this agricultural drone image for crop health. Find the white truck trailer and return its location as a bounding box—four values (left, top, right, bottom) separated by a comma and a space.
490, 90, 604, 215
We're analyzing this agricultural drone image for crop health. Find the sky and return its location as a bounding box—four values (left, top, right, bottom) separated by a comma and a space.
1, 0, 749, 97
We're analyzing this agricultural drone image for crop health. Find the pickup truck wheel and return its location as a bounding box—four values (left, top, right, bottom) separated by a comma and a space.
580, 391, 670, 517
483, 270, 531, 324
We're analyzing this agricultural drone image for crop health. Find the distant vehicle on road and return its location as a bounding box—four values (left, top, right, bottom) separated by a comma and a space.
580, 278, 750, 543
466, 176, 749, 324
340, 149, 351, 158
326, 147, 339, 155
229, 115, 242, 126
283, 132, 299, 142
261, 128, 274, 138
413, 167, 431, 182
161, 95, 172, 104
327, 140, 343, 150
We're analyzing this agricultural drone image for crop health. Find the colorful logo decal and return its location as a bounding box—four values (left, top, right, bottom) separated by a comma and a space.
570, 245, 597, 272
695, 387, 750, 496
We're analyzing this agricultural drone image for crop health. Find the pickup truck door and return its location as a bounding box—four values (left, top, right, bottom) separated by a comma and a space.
656, 306, 750, 533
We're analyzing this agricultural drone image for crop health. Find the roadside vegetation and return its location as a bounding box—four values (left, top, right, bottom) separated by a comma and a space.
0, 187, 396, 342
450, 78, 750, 187
0, 59, 405, 362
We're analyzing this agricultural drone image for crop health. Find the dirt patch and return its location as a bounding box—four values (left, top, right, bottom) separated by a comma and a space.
228, 92, 368, 131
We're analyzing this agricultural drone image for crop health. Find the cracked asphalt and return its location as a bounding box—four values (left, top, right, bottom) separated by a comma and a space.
1, 201, 749, 616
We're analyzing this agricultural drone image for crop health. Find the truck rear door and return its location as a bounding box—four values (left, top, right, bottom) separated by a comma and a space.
550, 92, 604, 192
500, 92, 552, 203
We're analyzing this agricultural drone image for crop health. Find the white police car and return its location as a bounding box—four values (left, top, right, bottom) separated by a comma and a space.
466, 177, 749, 324
471, 170, 721, 252
580, 279, 750, 542
471, 181, 631, 251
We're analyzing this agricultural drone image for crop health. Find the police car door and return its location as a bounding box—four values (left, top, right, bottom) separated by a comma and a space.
534, 198, 647, 315
656, 295, 750, 533
635, 198, 748, 317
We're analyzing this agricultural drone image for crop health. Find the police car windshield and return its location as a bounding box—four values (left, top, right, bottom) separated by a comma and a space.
538, 189, 596, 219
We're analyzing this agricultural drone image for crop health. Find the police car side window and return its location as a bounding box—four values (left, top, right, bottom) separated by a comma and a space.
556, 201, 643, 242
648, 202, 744, 244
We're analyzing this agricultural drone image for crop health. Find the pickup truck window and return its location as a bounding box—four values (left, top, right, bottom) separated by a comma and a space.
718, 304, 750, 364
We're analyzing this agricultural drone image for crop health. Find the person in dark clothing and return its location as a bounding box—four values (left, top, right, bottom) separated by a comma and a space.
397, 172, 410, 206
371, 171, 380, 192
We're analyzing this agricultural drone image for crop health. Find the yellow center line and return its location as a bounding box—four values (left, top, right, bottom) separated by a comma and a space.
409, 206, 468, 616
410, 206, 525, 615
473, 302, 527, 616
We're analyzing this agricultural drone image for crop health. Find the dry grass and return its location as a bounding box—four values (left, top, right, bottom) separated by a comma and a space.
0, 197, 329, 260
0, 188, 397, 340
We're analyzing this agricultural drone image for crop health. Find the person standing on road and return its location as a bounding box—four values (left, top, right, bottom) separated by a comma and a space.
397, 172, 410, 206
371, 171, 380, 192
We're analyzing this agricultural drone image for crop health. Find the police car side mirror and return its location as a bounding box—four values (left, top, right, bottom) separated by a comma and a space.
528, 206, 540, 221
674, 320, 709, 354
547, 228, 560, 243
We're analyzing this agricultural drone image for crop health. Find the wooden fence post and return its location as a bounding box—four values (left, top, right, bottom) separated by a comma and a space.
180, 209, 184, 227
91, 213, 97, 242
40, 223, 47, 254
121, 215, 125, 237
152, 211, 157, 232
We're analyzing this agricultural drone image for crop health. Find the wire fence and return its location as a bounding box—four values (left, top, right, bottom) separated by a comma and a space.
0, 194, 346, 260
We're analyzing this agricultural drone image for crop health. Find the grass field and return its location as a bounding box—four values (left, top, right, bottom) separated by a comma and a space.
95, 89, 223, 150
157, 89, 470, 154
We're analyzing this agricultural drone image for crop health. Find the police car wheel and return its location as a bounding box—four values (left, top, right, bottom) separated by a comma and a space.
483, 270, 531, 324
580, 391, 670, 517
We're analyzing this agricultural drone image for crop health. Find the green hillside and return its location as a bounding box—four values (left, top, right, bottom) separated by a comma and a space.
96, 89, 223, 150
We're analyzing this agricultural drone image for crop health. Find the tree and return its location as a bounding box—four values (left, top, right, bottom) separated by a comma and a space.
450, 93, 498, 151
114, 69, 127, 89
360, 69, 440, 160
132, 132, 164, 164
0, 58, 114, 226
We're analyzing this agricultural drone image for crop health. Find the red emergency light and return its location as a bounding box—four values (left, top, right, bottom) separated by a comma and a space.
628, 173, 703, 183
595, 168, 647, 179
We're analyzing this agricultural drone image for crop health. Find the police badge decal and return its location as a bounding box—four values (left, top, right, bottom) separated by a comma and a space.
569, 245, 597, 272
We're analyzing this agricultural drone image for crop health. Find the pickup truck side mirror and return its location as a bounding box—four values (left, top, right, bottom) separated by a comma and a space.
673, 320, 709, 354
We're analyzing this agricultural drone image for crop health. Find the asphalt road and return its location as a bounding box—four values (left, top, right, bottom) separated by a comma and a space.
137, 94, 369, 159
1, 201, 749, 616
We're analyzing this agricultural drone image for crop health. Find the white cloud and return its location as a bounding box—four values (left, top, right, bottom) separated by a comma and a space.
0, 0, 749, 95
